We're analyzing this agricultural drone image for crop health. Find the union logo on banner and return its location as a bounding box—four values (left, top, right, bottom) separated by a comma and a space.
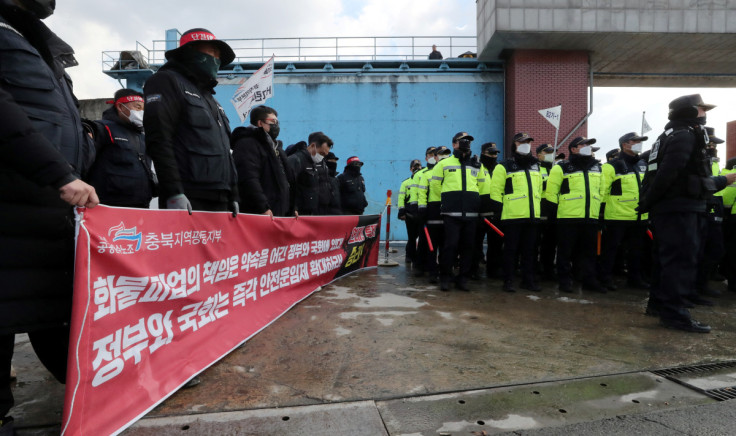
108, 222, 142, 251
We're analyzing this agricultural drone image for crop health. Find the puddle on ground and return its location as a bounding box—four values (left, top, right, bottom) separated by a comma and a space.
557, 296, 593, 304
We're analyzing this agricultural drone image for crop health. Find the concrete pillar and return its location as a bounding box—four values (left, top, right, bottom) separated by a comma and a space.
504, 50, 589, 158
727, 120, 736, 161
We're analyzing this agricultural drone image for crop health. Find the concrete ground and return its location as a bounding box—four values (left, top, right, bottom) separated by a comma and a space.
8, 243, 736, 435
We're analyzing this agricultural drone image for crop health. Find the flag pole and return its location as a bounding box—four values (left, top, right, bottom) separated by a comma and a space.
641, 111, 645, 136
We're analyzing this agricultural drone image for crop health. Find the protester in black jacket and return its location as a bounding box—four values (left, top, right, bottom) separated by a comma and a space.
0, 1, 99, 428
143, 28, 238, 213
288, 132, 334, 215
86, 89, 156, 208
337, 156, 368, 215
231, 106, 292, 217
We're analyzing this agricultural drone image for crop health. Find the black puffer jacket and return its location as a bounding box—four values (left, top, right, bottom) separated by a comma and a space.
0, 7, 90, 334
86, 106, 155, 207
337, 166, 368, 215
231, 126, 292, 216
287, 142, 320, 215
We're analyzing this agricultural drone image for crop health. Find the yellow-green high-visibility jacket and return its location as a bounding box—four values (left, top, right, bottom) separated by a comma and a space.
545, 156, 603, 221
429, 155, 481, 218
397, 177, 412, 210
600, 154, 648, 222
478, 164, 493, 217
716, 167, 736, 211
405, 169, 423, 212
415, 166, 434, 211
489, 156, 542, 221
424, 161, 446, 224
711, 159, 720, 177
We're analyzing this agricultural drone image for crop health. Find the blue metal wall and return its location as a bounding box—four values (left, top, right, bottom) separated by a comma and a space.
214, 73, 504, 240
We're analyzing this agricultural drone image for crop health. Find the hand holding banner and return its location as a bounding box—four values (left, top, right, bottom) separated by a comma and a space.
230, 56, 275, 124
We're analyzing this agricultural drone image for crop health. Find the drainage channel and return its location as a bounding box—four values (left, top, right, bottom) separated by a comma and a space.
651, 360, 736, 401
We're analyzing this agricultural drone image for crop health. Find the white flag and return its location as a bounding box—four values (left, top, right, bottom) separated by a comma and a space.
231, 56, 275, 124
538, 105, 562, 129
641, 112, 652, 134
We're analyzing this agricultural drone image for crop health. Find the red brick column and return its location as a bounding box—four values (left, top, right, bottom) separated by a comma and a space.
727, 120, 736, 161
505, 50, 590, 158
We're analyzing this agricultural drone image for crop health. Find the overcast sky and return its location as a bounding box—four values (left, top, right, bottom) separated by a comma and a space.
45, 0, 736, 160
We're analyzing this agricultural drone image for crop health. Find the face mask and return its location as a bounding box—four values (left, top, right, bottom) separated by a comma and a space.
631, 143, 642, 154
516, 143, 531, 155
127, 109, 144, 128
326, 161, 337, 177
427, 157, 437, 165
544, 153, 555, 163
696, 116, 707, 125
480, 155, 497, 169
312, 152, 324, 164
186, 50, 221, 81
267, 122, 280, 140
579, 145, 592, 156
707, 148, 717, 157
18, 0, 55, 18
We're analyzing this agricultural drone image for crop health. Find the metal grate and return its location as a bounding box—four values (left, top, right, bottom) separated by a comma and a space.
652, 361, 736, 401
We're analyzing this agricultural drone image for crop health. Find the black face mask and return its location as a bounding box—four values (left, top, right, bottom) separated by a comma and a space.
707, 148, 717, 157
179, 48, 221, 81
267, 122, 280, 140
326, 161, 338, 177
18, 0, 55, 18
480, 155, 497, 169
696, 116, 707, 125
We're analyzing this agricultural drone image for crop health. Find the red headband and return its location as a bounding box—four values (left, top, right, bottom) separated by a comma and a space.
107, 95, 144, 105
180, 31, 216, 46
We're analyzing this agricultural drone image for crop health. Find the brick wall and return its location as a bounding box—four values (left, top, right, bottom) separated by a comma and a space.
727, 120, 736, 161
505, 50, 590, 158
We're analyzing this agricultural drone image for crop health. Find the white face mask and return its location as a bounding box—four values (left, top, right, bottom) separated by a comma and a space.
427, 157, 437, 165
312, 152, 324, 164
516, 143, 531, 155
630, 143, 642, 154
544, 153, 555, 163
579, 145, 592, 156
127, 109, 144, 128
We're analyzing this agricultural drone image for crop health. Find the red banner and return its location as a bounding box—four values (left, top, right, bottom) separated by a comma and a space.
61, 206, 380, 435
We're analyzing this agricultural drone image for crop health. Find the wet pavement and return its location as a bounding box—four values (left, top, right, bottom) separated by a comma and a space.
9, 243, 736, 435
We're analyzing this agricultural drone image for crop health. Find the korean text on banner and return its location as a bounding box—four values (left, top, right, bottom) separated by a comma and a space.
61, 206, 380, 436
230, 56, 275, 123
538, 105, 562, 129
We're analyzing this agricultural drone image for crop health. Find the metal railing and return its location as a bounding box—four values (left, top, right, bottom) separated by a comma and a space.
103, 36, 476, 71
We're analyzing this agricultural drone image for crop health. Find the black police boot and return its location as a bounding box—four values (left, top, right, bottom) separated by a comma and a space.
660, 318, 711, 333
503, 280, 515, 293
440, 277, 451, 292
455, 277, 470, 292
559, 281, 573, 293
684, 295, 715, 306
582, 282, 606, 294
520, 281, 541, 292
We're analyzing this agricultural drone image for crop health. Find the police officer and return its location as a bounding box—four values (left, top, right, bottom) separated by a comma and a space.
431, 133, 481, 291
471, 143, 501, 279
490, 133, 543, 292
144, 28, 238, 213
545, 136, 604, 293
86, 89, 157, 208
414, 147, 437, 276
719, 157, 736, 292
398, 159, 423, 264
605, 149, 620, 163
337, 156, 368, 215
536, 143, 557, 281
640, 94, 736, 333
599, 132, 649, 290
422, 147, 452, 282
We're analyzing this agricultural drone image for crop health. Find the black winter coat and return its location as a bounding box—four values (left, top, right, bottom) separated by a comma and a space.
640, 120, 728, 214
287, 143, 320, 215
0, 7, 89, 333
231, 126, 292, 216
337, 166, 368, 215
86, 107, 155, 207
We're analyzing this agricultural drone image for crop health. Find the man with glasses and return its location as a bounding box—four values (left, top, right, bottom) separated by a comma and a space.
144, 28, 239, 213
231, 105, 292, 217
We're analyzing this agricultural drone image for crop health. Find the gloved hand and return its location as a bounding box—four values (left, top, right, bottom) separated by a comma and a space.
230, 201, 240, 217
166, 194, 192, 214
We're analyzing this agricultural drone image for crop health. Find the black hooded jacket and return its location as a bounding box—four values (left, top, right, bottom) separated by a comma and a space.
337, 166, 368, 215
86, 106, 155, 207
231, 126, 292, 216
287, 142, 320, 215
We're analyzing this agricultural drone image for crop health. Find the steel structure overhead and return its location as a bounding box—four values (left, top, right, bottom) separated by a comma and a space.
477, 0, 736, 87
